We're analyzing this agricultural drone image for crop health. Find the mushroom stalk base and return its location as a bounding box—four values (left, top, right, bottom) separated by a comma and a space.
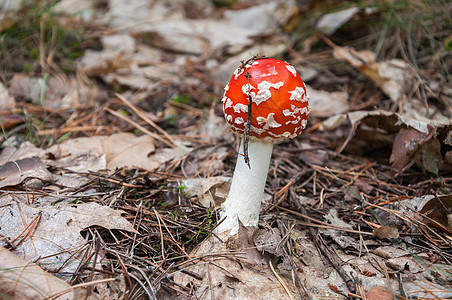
215, 139, 273, 235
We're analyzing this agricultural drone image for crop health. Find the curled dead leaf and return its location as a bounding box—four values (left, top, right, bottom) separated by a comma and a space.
390, 126, 442, 176
0, 157, 52, 188
373, 225, 399, 240
0, 247, 74, 299
332, 45, 412, 101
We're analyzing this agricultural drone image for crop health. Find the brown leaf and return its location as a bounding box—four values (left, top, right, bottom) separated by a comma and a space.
0, 247, 74, 299
366, 286, 394, 300
420, 195, 452, 233
414, 136, 441, 175
373, 225, 399, 240
0, 198, 137, 274
0, 157, 51, 188
390, 126, 436, 176
0, 111, 23, 131
48, 132, 158, 171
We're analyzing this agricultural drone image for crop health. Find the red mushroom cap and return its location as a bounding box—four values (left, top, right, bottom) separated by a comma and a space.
222, 57, 310, 142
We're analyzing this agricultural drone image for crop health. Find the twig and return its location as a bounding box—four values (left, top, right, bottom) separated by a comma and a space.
153, 208, 166, 261
46, 278, 117, 299
37, 125, 104, 135
115, 252, 133, 296
310, 227, 356, 294
154, 209, 191, 258
105, 107, 173, 147
236, 55, 266, 168
269, 261, 294, 300
276, 205, 374, 235
116, 93, 177, 147
325, 166, 385, 226
11, 213, 41, 247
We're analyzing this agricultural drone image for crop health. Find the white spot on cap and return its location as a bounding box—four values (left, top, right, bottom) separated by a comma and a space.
242, 83, 253, 96
285, 65, 298, 77
224, 98, 233, 109
224, 83, 229, 91
233, 103, 248, 113
244, 81, 284, 106
289, 86, 307, 102
226, 114, 233, 122
233, 67, 244, 79
235, 117, 244, 124
267, 131, 294, 139
261, 66, 277, 77
250, 125, 266, 135
256, 113, 281, 129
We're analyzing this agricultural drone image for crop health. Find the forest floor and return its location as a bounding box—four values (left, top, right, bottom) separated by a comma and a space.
0, 0, 451, 299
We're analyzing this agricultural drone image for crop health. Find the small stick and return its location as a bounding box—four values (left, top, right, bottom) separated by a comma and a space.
116, 93, 177, 147
269, 261, 294, 300
236, 54, 266, 168
243, 92, 252, 168
105, 107, 173, 147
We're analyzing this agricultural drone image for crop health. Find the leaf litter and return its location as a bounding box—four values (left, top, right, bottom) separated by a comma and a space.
0, 0, 452, 299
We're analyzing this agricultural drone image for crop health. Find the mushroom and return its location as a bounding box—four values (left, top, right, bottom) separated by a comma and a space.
216, 56, 310, 235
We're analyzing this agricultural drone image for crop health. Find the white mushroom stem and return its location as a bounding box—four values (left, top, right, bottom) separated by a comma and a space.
216, 139, 274, 235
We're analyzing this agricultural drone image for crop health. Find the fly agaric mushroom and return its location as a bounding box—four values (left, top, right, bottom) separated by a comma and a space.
216, 56, 310, 234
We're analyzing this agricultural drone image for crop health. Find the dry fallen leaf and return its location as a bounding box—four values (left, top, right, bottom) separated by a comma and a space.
0, 197, 137, 274
333, 45, 412, 101
390, 125, 443, 176
398, 195, 452, 234
183, 176, 230, 207
0, 111, 23, 131
420, 195, 452, 233
373, 225, 399, 240
0, 246, 74, 299
390, 126, 435, 176
316, 7, 359, 35
0, 157, 52, 188
365, 286, 394, 300
173, 231, 295, 300
0, 81, 15, 109
307, 85, 349, 117
48, 132, 158, 171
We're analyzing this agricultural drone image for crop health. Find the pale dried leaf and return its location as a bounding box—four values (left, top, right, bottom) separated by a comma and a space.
317, 7, 359, 35
0, 81, 15, 109
54, 0, 95, 20
0, 247, 74, 299
0, 142, 46, 165
183, 176, 231, 208
48, 132, 156, 171
307, 85, 349, 117
173, 231, 294, 300
333, 45, 412, 101
8, 74, 102, 108
386, 257, 424, 273
372, 246, 410, 259
323, 209, 359, 249
0, 197, 137, 274
0, 157, 52, 188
